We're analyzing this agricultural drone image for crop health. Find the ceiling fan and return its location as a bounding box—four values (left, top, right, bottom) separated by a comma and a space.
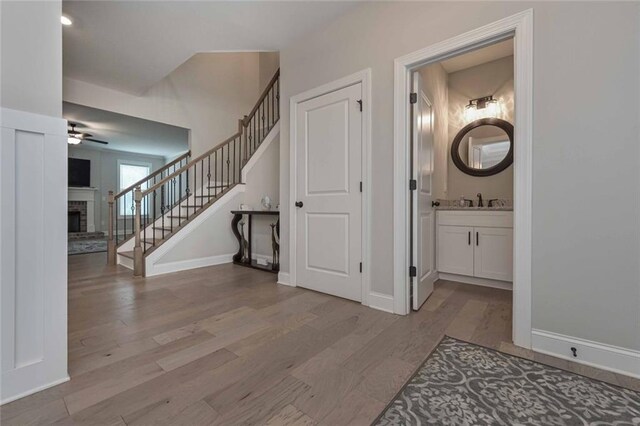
67, 123, 109, 145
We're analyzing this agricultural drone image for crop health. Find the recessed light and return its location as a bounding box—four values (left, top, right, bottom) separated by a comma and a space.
61, 15, 72, 26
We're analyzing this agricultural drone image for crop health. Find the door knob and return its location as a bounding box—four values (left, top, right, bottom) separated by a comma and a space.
431, 201, 440, 207
295, 201, 304, 208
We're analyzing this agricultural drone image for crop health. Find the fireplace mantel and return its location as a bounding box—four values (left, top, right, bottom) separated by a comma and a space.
68, 187, 98, 232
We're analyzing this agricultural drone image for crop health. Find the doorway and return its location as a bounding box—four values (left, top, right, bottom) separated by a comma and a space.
394, 10, 533, 348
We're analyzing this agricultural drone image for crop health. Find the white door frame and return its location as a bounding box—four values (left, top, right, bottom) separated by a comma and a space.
393, 9, 534, 348
289, 69, 376, 309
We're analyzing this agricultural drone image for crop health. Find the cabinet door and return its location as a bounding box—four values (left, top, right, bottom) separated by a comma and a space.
437, 225, 474, 276
474, 227, 513, 281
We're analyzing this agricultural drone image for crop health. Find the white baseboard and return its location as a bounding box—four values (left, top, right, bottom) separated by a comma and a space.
1, 375, 70, 405
277, 272, 292, 287
147, 254, 234, 277
369, 291, 395, 313
531, 329, 640, 379
438, 272, 512, 291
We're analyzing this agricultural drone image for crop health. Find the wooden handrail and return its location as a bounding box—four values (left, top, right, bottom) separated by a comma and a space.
142, 132, 241, 196
114, 150, 190, 200
244, 69, 280, 125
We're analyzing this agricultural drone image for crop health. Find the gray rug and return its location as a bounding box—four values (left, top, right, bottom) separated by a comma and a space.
68, 238, 107, 255
374, 336, 640, 426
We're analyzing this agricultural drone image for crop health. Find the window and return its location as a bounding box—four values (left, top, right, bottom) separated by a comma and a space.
118, 162, 151, 216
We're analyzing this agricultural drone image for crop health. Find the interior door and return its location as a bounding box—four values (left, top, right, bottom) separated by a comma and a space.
295, 83, 362, 302
411, 74, 436, 310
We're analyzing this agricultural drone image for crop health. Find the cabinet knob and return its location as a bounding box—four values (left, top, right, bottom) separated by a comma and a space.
295, 201, 304, 208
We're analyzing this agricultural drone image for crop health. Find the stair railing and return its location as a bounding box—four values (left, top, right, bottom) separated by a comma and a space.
119, 69, 279, 276
107, 151, 190, 264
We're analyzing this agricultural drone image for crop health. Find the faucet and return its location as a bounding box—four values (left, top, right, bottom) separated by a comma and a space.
477, 193, 484, 208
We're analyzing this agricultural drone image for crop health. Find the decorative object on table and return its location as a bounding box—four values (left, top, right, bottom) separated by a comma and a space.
261, 195, 272, 211
239, 203, 249, 210
231, 210, 280, 273
238, 220, 249, 262
270, 222, 280, 270
373, 336, 640, 425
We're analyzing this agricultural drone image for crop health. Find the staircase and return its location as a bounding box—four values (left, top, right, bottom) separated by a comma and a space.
106, 69, 280, 276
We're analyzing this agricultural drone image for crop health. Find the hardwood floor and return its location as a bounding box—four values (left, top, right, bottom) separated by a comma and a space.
2, 253, 638, 425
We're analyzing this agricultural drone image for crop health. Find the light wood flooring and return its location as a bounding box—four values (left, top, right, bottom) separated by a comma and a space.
2, 253, 638, 425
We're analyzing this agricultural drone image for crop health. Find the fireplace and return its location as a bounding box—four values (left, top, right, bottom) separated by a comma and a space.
68, 211, 81, 232
68, 201, 87, 233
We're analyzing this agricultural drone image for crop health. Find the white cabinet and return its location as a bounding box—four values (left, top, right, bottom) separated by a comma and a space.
436, 211, 513, 283
474, 227, 513, 281
437, 225, 474, 276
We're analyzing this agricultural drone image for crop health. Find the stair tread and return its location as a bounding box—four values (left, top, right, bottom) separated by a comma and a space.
118, 251, 134, 259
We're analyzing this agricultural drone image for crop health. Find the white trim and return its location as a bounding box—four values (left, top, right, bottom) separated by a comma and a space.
143, 184, 245, 276
532, 329, 640, 379
1, 375, 70, 405
0, 108, 67, 136
368, 292, 395, 313
277, 272, 292, 287
393, 10, 533, 348
289, 69, 373, 307
437, 273, 512, 291
241, 122, 280, 182
147, 253, 234, 276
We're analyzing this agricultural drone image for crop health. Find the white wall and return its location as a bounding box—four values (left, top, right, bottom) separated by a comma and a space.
0, 1, 62, 117
0, 1, 68, 403
68, 146, 166, 233
279, 2, 640, 352
64, 52, 279, 157
447, 56, 514, 200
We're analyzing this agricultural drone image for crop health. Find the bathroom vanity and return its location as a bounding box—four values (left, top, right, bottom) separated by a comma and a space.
436, 209, 513, 288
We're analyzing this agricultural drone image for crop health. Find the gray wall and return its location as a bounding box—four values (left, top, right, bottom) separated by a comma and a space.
68, 146, 166, 233
447, 56, 514, 200
279, 2, 640, 351
1, 1, 62, 117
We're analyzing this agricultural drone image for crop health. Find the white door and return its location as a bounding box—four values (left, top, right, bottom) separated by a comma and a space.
411, 76, 436, 310
437, 225, 474, 276
295, 83, 362, 302
474, 227, 513, 281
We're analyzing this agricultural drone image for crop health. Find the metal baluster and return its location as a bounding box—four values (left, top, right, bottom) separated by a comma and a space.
161, 185, 165, 239
207, 155, 211, 200
226, 143, 230, 190
185, 167, 190, 221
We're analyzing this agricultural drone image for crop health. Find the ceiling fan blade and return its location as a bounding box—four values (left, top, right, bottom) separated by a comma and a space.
84, 138, 109, 145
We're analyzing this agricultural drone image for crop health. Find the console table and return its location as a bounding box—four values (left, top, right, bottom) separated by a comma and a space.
231, 210, 279, 273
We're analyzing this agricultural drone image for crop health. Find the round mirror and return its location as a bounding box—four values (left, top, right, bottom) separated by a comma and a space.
451, 118, 514, 177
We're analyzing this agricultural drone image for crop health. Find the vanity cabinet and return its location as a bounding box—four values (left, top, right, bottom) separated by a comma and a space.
436, 211, 513, 282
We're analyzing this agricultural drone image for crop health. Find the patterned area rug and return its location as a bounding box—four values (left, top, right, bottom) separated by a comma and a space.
68, 238, 107, 255
374, 336, 640, 425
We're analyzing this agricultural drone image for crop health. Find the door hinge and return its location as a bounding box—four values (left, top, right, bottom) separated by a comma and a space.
409, 266, 417, 277
359, 181, 363, 192
357, 99, 363, 111
409, 179, 417, 190
409, 93, 417, 104
359, 262, 362, 273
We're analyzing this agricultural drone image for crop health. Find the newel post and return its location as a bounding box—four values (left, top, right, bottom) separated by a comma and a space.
133, 186, 144, 277
107, 191, 116, 265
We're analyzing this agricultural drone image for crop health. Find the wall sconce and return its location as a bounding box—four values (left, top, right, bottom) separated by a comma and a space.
464, 95, 501, 122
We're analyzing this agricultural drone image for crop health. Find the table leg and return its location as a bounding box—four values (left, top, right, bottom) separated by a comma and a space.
231, 213, 242, 263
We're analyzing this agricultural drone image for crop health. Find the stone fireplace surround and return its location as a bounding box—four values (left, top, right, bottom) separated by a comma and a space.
68, 187, 97, 233
68, 201, 87, 232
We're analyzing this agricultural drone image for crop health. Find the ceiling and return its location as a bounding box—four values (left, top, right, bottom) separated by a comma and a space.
62, 1, 358, 94
440, 39, 514, 74
63, 102, 189, 158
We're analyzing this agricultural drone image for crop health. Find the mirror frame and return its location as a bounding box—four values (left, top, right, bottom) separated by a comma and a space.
451, 117, 514, 177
